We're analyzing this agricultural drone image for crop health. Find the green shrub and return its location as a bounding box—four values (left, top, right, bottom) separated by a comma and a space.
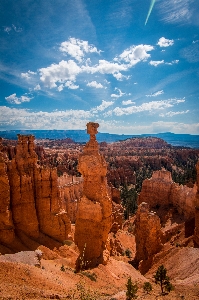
126, 277, 138, 299
60, 264, 65, 272
125, 248, 132, 258
143, 282, 152, 293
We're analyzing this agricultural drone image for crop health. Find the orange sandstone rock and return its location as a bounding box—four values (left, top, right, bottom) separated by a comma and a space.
134, 202, 162, 274
194, 161, 199, 246
138, 168, 197, 220
0, 138, 15, 243
0, 135, 71, 249
74, 122, 112, 269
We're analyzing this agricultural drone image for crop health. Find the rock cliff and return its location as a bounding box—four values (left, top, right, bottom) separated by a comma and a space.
138, 168, 197, 220
74, 122, 112, 269
58, 173, 83, 223
0, 135, 71, 252
134, 202, 163, 274
194, 161, 199, 246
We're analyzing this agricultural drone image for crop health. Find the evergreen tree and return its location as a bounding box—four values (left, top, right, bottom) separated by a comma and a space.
126, 277, 138, 299
154, 265, 174, 294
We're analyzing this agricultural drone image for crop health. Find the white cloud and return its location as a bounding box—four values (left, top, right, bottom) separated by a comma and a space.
111, 88, 125, 99
39, 60, 81, 88
83, 59, 128, 76
57, 84, 64, 92
113, 73, 131, 81
0, 106, 93, 129
3, 26, 12, 34
149, 60, 165, 67
92, 100, 114, 113
21, 70, 37, 80
157, 37, 174, 47
159, 110, 189, 117
87, 81, 104, 88
165, 60, 179, 65
5, 93, 33, 105
115, 44, 154, 66
109, 98, 185, 116
12, 24, 22, 32
59, 38, 101, 62
146, 90, 164, 97
65, 81, 79, 89
34, 84, 41, 91
122, 100, 135, 105
158, 0, 194, 25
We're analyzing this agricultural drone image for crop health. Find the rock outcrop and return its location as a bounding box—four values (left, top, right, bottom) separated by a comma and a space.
138, 168, 197, 220
134, 202, 163, 274
0, 135, 71, 252
110, 186, 124, 233
58, 173, 83, 223
74, 122, 112, 269
194, 161, 199, 246
0, 138, 15, 244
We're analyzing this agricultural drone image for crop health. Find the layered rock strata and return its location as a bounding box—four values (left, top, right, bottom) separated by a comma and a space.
0, 138, 15, 244
74, 122, 112, 269
138, 169, 197, 220
134, 202, 162, 273
194, 161, 199, 246
58, 173, 83, 223
110, 186, 124, 233
0, 135, 71, 250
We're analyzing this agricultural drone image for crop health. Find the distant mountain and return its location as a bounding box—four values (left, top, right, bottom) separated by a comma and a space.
0, 130, 199, 149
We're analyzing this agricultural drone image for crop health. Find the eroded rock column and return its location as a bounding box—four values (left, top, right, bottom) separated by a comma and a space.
74, 122, 112, 269
134, 202, 162, 274
194, 161, 199, 246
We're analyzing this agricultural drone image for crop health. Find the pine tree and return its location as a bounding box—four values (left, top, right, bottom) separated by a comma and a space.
126, 277, 138, 299
154, 265, 174, 294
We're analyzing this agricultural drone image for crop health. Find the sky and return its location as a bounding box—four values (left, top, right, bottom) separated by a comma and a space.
0, 0, 199, 135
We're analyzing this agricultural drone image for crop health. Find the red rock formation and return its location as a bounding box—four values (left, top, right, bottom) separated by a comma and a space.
110, 186, 124, 233
134, 202, 162, 273
74, 122, 112, 269
0, 138, 15, 244
138, 168, 197, 220
58, 173, 83, 223
0, 135, 71, 250
194, 161, 199, 246
138, 169, 172, 208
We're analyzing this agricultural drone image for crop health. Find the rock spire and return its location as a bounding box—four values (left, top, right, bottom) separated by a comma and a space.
74, 122, 112, 269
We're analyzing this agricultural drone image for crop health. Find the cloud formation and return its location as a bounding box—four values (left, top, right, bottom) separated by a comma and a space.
5, 93, 33, 105
157, 37, 174, 47
149, 60, 165, 67
87, 81, 104, 88
115, 44, 154, 65
159, 110, 189, 117
146, 90, 164, 97
158, 0, 194, 25
59, 38, 101, 62
109, 98, 185, 116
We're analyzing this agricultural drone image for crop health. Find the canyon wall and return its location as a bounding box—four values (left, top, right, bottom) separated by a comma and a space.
194, 161, 199, 246
138, 168, 197, 219
134, 202, 162, 273
58, 173, 83, 223
0, 135, 71, 251
74, 123, 112, 269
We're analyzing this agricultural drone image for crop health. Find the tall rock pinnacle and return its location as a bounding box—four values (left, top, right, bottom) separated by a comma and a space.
75, 122, 112, 269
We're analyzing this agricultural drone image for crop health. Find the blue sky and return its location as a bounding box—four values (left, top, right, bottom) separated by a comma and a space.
0, 0, 199, 134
